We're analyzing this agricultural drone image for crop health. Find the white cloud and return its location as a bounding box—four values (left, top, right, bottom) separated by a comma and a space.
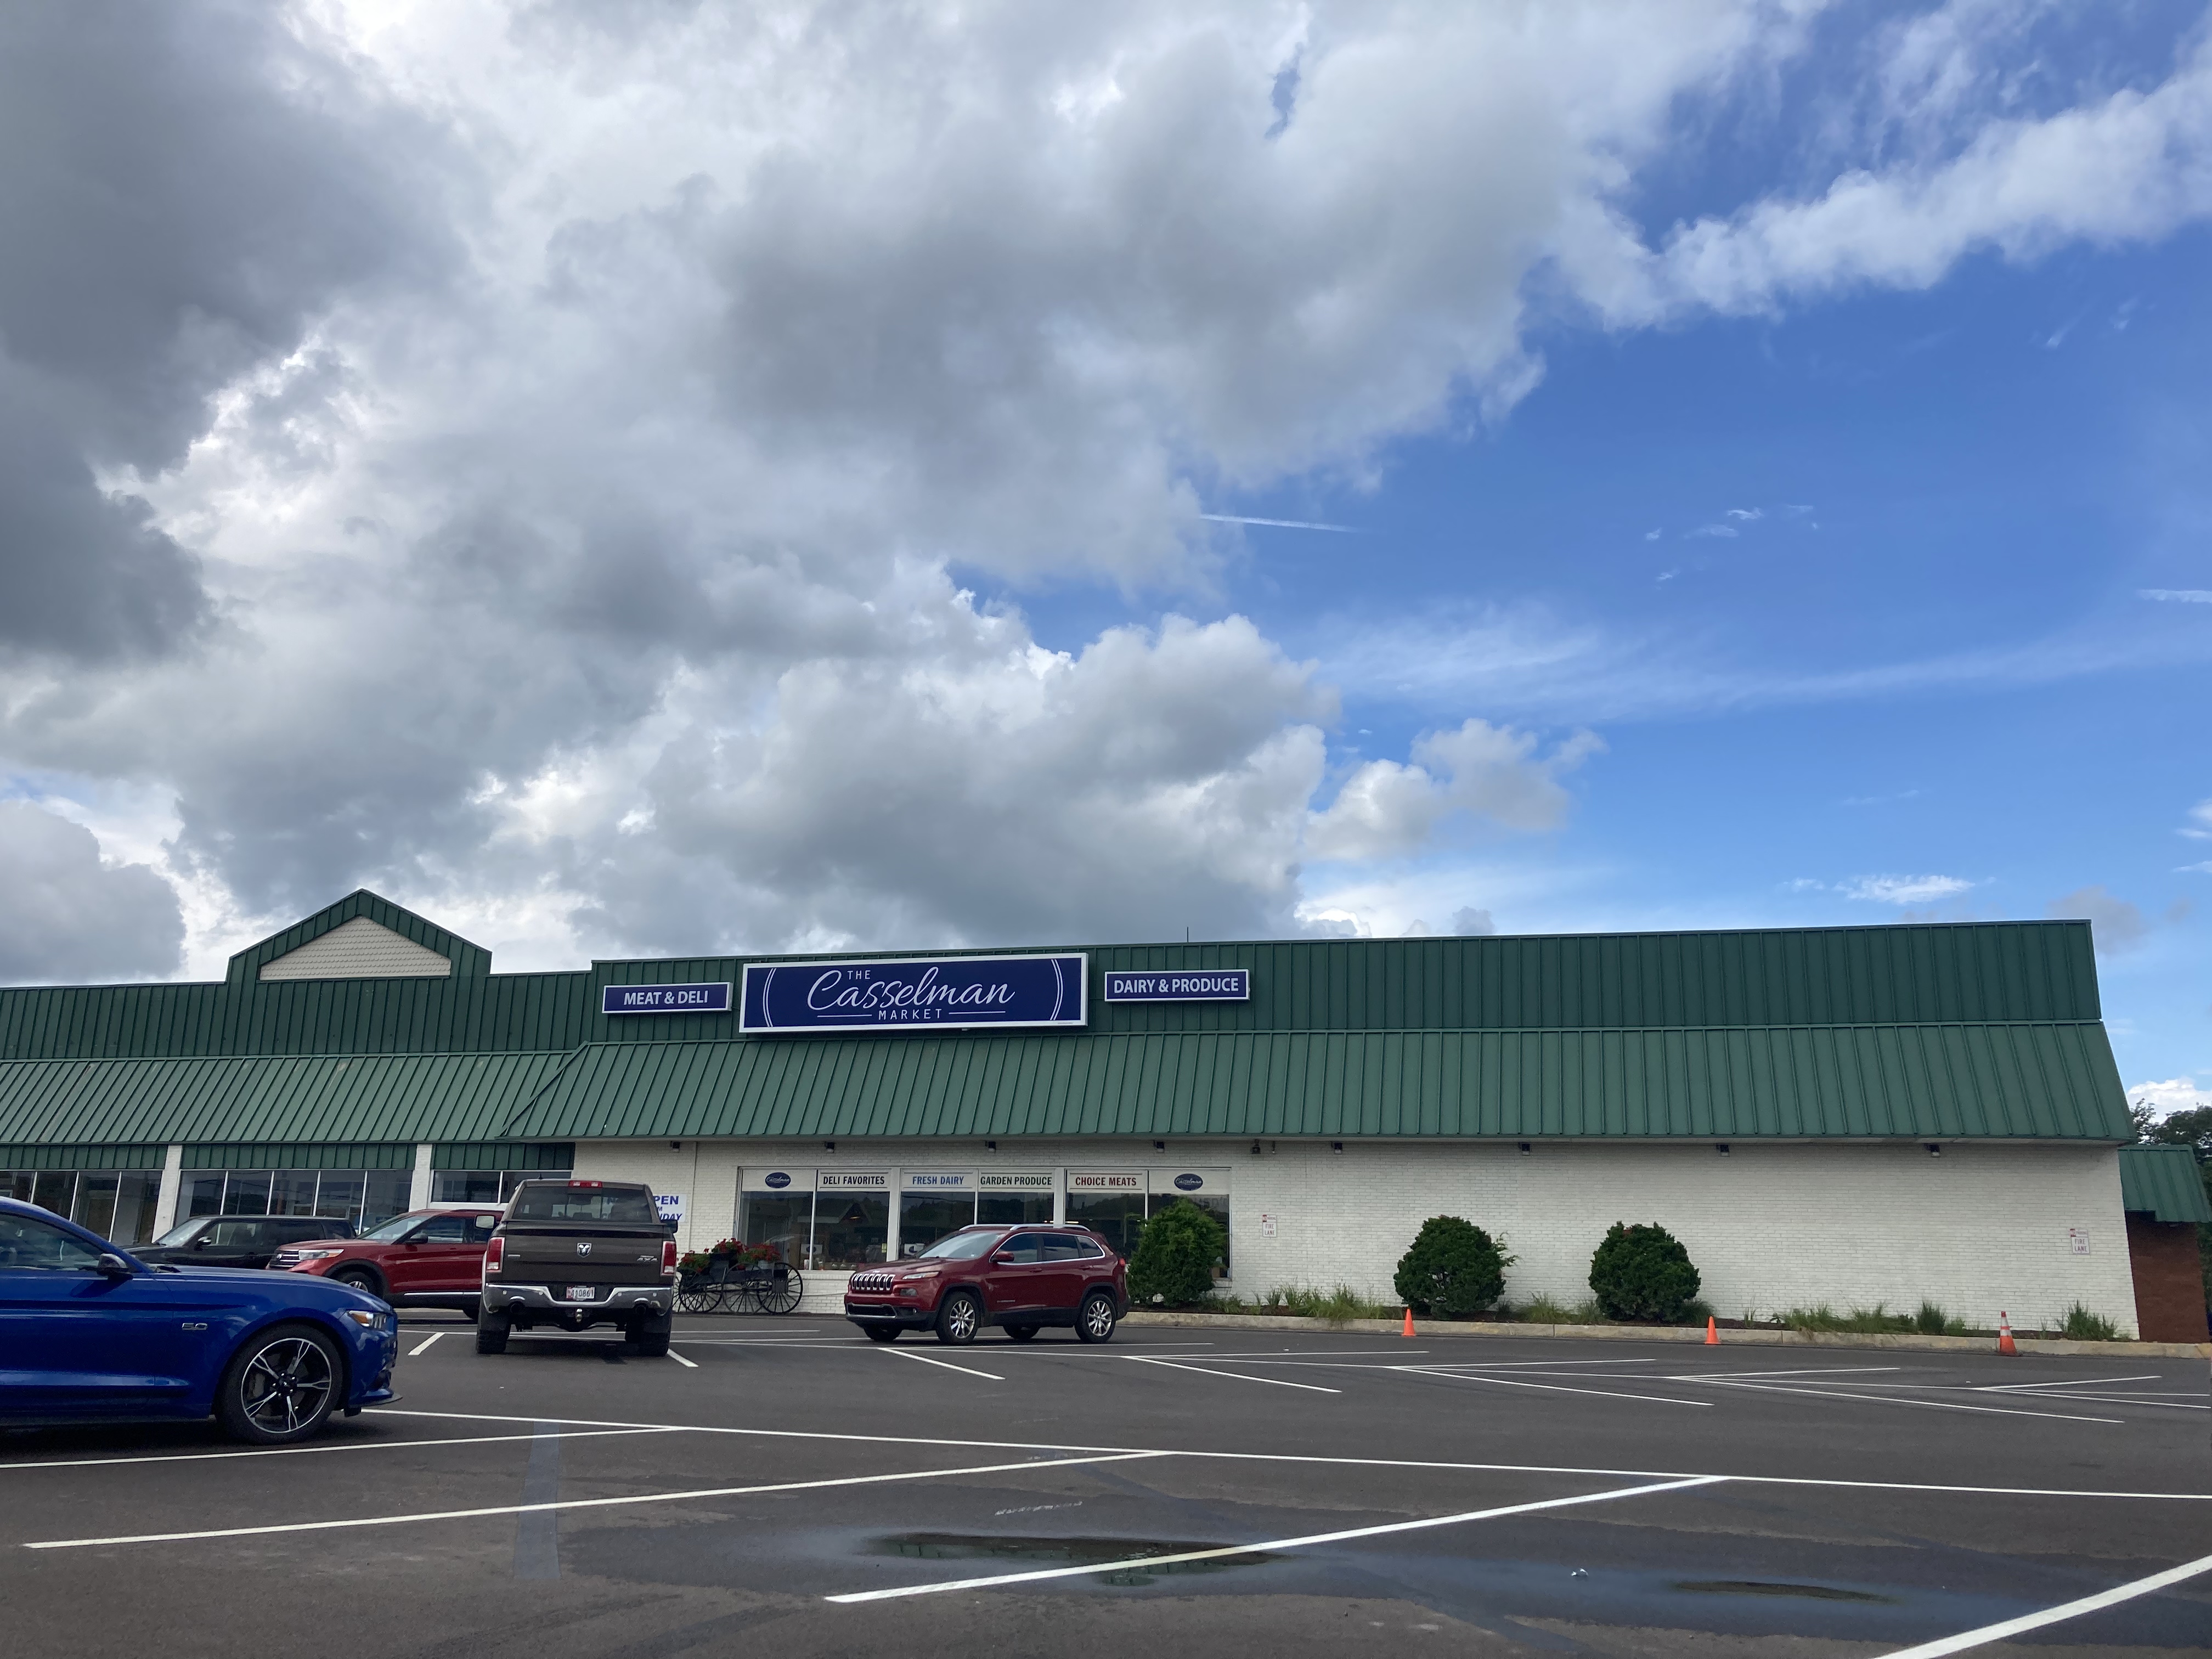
3, 4, 2208, 967
1577, 26, 2212, 320
1840, 873, 1974, 904
2180, 799, 2212, 840
2143, 589, 2212, 603
2130, 1076, 2211, 1115
1305, 719, 1601, 862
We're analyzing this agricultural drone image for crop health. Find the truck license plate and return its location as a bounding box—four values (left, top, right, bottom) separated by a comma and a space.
564, 1284, 594, 1300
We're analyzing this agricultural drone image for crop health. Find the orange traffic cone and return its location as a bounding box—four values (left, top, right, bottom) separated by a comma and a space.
1705, 1316, 1719, 1346
1402, 1307, 1417, 1338
1996, 1310, 2018, 1357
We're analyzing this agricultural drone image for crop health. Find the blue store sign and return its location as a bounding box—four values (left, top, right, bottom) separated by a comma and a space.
1101, 969, 1249, 1002
741, 954, 1088, 1034
602, 981, 732, 1015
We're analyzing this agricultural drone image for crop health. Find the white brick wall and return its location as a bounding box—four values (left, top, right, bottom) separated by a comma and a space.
570, 1136, 2140, 1336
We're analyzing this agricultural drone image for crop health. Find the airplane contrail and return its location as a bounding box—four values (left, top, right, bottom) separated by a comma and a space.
1201, 513, 1363, 533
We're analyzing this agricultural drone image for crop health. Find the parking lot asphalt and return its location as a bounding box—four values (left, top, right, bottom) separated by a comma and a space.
4, 1317, 2209, 1658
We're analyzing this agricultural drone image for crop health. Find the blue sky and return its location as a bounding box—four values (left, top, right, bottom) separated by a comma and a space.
0, 2, 2204, 1105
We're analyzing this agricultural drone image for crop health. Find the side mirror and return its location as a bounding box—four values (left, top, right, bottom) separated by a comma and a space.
94, 1252, 134, 1280
191, 1235, 210, 1249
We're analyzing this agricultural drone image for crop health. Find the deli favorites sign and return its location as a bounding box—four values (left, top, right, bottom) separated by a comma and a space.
740, 953, 1087, 1034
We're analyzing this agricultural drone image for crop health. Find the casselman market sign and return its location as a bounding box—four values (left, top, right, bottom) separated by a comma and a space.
740, 955, 1087, 1034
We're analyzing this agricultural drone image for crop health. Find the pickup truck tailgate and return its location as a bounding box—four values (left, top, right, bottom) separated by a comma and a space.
499, 1224, 667, 1285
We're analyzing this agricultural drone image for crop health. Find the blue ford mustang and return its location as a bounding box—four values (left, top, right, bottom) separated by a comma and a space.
0, 1195, 398, 1443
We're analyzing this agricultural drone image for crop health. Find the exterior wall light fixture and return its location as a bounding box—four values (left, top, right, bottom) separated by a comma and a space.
1153, 1140, 1166, 1151
1925, 1143, 1942, 1156
823, 1141, 836, 1152
1250, 1141, 1262, 1155
1517, 1142, 1531, 1155
1330, 1141, 1344, 1153
985, 1140, 997, 1152
1715, 1143, 1730, 1155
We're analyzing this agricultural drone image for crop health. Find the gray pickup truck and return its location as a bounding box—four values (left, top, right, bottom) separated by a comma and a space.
477, 1179, 678, 1355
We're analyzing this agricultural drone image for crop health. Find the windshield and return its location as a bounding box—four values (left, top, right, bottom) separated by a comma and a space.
506, 1184, 659, 1224
359, 1211, 433, 1242
913, 1229, 1006, 1261
151, 1217, 212, 1247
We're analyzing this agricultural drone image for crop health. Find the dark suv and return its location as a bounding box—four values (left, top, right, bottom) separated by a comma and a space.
843, 1224, 1127, 1345
138, 1214, 357, 1270
479, 1180, 678, 1355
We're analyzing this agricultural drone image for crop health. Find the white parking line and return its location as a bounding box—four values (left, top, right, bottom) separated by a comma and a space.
24, 1450, 1172, 1550
362, 1408, 2212, 1501
1678, 1376, 2121, 1424
824, 1474, 1728, 1603
1126, 1356, 1341, 1393
0, 1427, 678, 1472
1871, 1548, 2212, 1657
408, 1332, 444, 1357
668, 1349, 700, 1368
883, 1348, 1003, 1381
1401, 1367, 1710, 1407
1978, 1375, 2164, 1392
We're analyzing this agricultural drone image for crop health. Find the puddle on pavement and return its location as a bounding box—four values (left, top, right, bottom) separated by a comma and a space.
1675, 1580, 1895, 1604
872, 1533, 1275, 1586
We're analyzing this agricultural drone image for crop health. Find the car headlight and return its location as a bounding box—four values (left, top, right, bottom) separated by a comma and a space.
291, 1249, 347, 1263
342, 1308, 389, 1329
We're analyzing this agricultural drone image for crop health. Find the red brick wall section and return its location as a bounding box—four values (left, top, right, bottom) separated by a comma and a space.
2125, 1214, 2210, 1344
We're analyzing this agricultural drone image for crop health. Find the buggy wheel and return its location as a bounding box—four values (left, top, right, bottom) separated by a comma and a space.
677, 1283, 718, 1314
755, 1271, 803, 1316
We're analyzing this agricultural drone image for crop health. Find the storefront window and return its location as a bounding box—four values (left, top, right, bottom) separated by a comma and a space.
433, 1169, 501, 1204
814, 1191, 890, 1267
898, 1192, 975, 1256
175, 1169, 412, 1232
360, 1171, 412, 1227
315, 1172, 365, 1219
742, 1191, 814, 1267
221, 1170, 273, 1215
32, 1171, 76, 1217
269, 1170, 320, 1215
977, 1189, 1052, 1226
1066, 1189, 1146, 1257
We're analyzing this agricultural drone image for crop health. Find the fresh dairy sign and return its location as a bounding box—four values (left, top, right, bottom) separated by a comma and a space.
1101, 969, 1248, 1002
741, 954, 1086, 1034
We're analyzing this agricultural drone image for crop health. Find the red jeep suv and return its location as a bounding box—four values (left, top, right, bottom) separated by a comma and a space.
844, 1224, 1127, 1345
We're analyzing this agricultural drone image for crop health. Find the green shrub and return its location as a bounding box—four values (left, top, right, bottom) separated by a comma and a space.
1393, 1216, 1515, 1317
2059, 1302, 2123, 1342
1588, 1223, 1701, 1322
1127, 1199, 1226, 1308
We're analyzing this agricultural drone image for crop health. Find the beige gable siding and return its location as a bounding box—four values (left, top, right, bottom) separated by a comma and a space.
259, 917, 453, 981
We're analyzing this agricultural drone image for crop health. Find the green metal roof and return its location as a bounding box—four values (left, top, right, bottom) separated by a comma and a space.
2118, 1144, 2212, 1223
498, 1023, 2129, 1143
0, 1053, 566, 1152
0, 917, 2103, 1061
0, 899, 2131, 1150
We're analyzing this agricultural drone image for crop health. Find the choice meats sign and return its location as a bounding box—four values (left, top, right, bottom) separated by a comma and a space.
740, 954, 1087, 1034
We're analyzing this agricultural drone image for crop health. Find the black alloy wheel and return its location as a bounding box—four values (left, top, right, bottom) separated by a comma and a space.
1074, 1291, 1117, 1344
331, 1266, 381, 1296
935, 1290, 981, 1345
476, 1312, 511, 1354
217, 1324, 341, 1444
863, 1325, 901, 1342
1003, 1324, 1040, 1342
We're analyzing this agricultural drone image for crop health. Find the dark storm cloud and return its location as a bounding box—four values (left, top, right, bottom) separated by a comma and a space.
0, 802, 182, 981
0, 2, 454, 659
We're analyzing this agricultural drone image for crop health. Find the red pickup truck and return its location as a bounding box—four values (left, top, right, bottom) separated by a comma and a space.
274, 1205, 505, 1316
